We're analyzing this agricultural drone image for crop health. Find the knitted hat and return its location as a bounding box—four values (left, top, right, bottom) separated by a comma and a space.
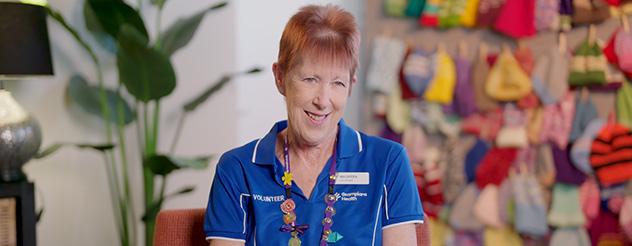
444, 57, 476, 117
405, 0, 426, 17
474, 184, 505, 228
460, 0, 480, 27
443, 136, 477, 203
485, 49, 533, 101
552, 144, 587, 185
429, 217, 454, 246
511, 170, 549, 237
532, 49, 571, 105
472, 54, 499, 111
424, 48, 457, 104
569, 94, 599, 142
386, 85, 412, 134
419, 0, 442, 27
589, 209, 627, 245
476, 0, 507, 27
449, 184, 485, 231
571, 118, 605, 175
493, 0, 536, 38
439, 0, 468, 28
476, 148, 518, 188
535, 0, 560, 31
579, 178, 601, 226
548, 183, 587, 227
620, 196, 632, 241
571, 0, 611, 25
590, 122, 632, 187
402, 49, 436, 97
496, 104, 528, 148
570, 118, 606, 175
366, 36, 406, 94
616, 80, 632, 129
461, 109, 504, 141
604, 29, 632, 79
569, 40, 608, 86
384, 0, 408, 16
526, 107, 544, 144
482, 227, 523, 246
549, 228, 591, 246
465, 138, 490, 183
540, 92, 576, 149
615, 29, 632, 72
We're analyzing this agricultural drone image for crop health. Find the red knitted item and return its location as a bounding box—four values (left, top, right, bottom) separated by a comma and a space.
475, 148, 518, 188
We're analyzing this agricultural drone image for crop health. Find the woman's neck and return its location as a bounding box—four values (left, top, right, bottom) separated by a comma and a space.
278, 128, 337, 169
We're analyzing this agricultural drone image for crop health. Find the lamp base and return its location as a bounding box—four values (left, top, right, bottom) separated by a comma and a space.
0, 90, 41, 183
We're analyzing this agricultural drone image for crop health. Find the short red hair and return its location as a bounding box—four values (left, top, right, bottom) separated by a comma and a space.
277, 4, 360, 78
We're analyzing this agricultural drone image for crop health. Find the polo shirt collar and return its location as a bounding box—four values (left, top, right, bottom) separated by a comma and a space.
251, 119, 363, 165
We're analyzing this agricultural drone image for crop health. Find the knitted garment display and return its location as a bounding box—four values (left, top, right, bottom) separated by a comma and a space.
535, 0, 560, 31
572, 0, 611, 25
424, 49, 457, 104
493, 0, 536, 38
476, 0, 506, 27
420, 0, 443, 27
460, 0, 480, 27
366, 36, 407, 94
590, 123, 632, 187
569, 40, 608, 86
617, 80, 632, 128
485, 49, 532, 101
531, 49, 570, 105
405, 0, 426, 17
384, 0, 408, 16
444, 57, 476, 117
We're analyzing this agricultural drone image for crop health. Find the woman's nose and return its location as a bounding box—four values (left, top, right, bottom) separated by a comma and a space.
312, 83, 331, 109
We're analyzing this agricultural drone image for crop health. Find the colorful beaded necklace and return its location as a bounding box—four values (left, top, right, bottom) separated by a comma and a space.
279, 136, 342, 246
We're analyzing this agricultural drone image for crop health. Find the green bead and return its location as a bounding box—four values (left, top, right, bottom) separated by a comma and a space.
288, 237, 301, 246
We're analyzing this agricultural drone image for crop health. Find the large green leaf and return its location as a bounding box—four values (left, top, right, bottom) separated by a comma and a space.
85, 0, 148, 42
66, 75, 135, 125
183, 67, 262, 112
83, 0, 117, 53
158, 1, 228, 57
35, 142, 115, 159
144, 154, 179, 176
170, 155, 213, 170
145, 154, 213, 176
117, 25, 176, 102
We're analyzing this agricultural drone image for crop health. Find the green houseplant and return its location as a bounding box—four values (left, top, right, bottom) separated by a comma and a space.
38, 0, 261, 245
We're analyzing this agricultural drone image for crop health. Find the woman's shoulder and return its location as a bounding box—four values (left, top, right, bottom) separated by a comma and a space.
356, 131, 405, 151
216, 139, 262, 168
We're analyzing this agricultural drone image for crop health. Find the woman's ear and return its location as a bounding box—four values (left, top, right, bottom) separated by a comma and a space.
272, 63, 285, 95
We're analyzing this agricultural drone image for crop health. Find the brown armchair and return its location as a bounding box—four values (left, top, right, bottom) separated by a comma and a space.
153, 208, 430, 246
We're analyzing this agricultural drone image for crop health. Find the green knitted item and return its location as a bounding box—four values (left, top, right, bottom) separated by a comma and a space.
569, 40, 607, 86
385, 0, 408, 17
405, 0, 426, 17
617, 80, 632, 128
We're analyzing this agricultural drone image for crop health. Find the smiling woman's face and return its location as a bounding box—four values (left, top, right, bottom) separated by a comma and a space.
275, 56, 354, 147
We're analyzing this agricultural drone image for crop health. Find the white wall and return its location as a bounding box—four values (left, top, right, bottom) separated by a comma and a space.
12, 0, 362, 245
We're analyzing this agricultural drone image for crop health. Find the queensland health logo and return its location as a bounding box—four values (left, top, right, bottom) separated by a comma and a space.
334, 191, 368, 202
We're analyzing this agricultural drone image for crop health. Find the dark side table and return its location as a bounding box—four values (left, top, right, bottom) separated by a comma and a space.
0, 181, 36, 246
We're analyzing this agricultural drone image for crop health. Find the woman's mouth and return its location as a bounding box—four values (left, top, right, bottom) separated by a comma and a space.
305, 111, 329, 124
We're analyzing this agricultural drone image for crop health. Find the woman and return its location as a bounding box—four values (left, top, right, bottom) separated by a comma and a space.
204, 4, 423, 246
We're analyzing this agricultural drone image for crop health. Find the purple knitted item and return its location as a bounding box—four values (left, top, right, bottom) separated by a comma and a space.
552, 144, 586, 185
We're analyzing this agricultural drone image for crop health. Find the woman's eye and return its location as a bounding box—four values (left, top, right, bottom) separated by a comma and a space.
303, 77, 317, 83
334, 81, 347, 87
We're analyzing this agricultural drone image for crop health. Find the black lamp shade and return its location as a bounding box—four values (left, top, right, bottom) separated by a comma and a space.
0, 2, 53, 79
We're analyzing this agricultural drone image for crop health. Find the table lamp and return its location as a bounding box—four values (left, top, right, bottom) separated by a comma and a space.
0, 2, 53, 182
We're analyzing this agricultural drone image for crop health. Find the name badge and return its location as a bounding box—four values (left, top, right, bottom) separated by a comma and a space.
335, 172, 369, 185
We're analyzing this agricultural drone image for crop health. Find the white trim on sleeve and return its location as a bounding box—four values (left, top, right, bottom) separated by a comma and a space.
206, 236, 246, 243
371, 194, 383, 246
381, 220, 425, 230
355, 130, 363, 152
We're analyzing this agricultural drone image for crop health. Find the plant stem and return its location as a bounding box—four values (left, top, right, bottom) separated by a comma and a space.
102, 153, 126, 246
116, 85, 137, 245
169, 113, 188, 154
141, 102, 155, 246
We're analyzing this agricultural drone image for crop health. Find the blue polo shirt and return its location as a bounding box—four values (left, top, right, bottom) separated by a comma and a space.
204, 119, 424, 245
